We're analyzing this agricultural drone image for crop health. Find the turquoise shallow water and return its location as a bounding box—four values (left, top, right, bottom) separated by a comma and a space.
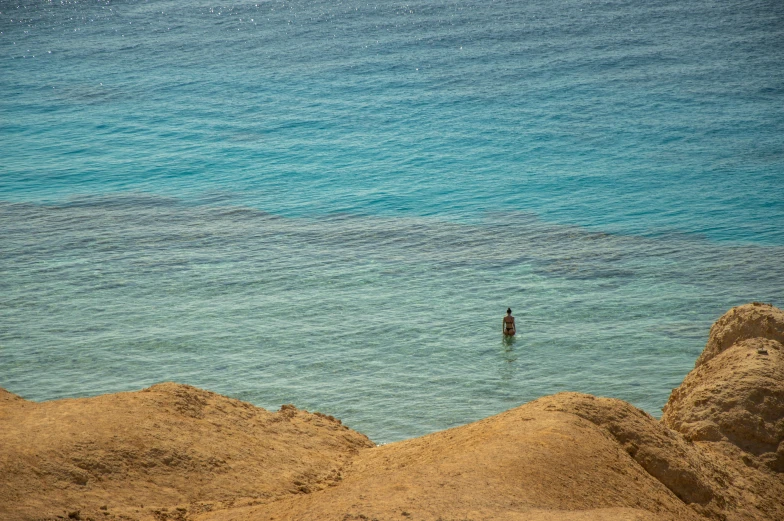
1, 0, 783, 443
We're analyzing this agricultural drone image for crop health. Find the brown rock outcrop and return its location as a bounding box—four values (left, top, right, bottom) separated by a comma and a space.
663, 303, 784, 474
694, 302, 784, 367
209, 399, 701, 521
534, 393, 784, 521
0, 383, 372, 521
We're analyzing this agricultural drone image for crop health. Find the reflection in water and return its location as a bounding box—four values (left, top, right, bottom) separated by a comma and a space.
500, 336, 519, 381
502, 334, 518, 348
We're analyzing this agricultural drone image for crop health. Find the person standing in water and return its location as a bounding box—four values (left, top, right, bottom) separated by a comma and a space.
502, 308, 516, 335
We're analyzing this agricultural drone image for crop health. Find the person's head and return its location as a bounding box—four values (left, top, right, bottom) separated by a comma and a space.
507, 308, 512, 315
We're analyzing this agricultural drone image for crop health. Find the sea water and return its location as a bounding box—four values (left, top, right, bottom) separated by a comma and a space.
1, 0, 782, 443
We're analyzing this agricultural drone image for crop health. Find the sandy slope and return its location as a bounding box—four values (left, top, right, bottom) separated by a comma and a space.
0, 384, 372, 521
213, 398, 700, 521
2, 303, 783, 521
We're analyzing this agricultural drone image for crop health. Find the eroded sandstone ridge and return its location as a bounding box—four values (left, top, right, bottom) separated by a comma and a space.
663, 302, 784, 473
2, 303, 783, 521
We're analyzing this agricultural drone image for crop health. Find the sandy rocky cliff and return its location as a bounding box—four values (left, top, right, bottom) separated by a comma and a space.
1, 303, 783, 521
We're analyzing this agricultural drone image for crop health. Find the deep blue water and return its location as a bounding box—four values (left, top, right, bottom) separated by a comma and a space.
1, 0, 783, 443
